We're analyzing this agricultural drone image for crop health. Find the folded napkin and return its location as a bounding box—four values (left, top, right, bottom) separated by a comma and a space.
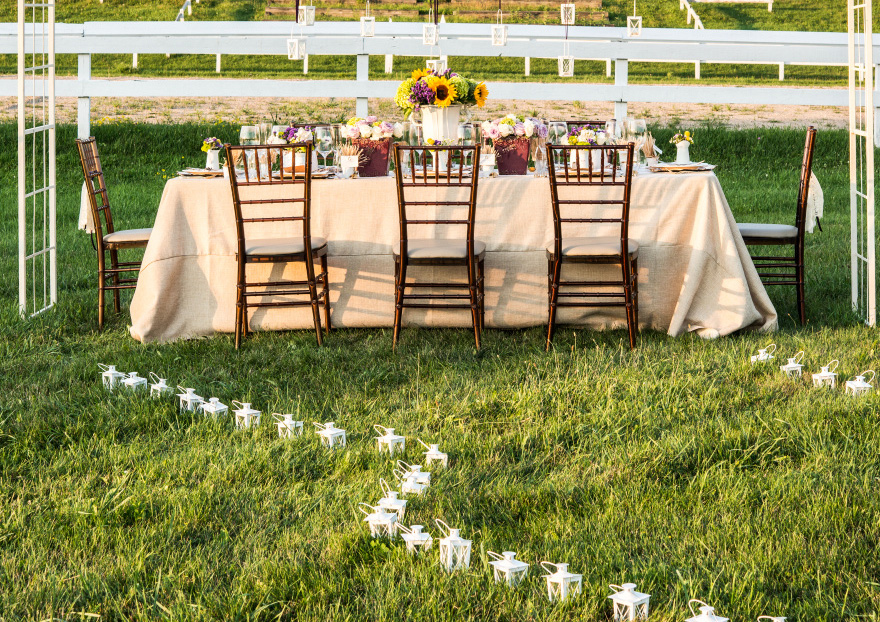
806, 172, 823, 234
79, 181, 95, 233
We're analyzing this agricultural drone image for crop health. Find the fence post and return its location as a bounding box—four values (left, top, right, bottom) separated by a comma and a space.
778, 62, 784, 81
525, 57, 530, 76
606, 58, 612, 78
385, 54, 393, 73
614, 58, 628, 120
304, 54, 309, 74
132, 53, 138, 69
77, 53, 91, 139
216, 53, 221, 73
695, 60, 700, 79
356, 53, 369, 117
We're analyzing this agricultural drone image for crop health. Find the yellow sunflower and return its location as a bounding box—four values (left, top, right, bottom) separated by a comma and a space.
411, 68, 430, 81
428, 76, 457, 108
474, 82, 488, 108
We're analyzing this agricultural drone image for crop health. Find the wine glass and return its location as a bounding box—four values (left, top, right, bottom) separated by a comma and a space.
626, 118, 647, 165
330, 124, 344, 168
240, 125, 258, 146
458, 123, 475, 167
548, 122, 568, 166
315, 126, 333, 168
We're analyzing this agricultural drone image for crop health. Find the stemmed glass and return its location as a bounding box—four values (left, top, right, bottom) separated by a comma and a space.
458, 123, 475, 167
315, 127, 333, 168
548, 122, 568, 167
331, 124, 344, 168
626, 117, 647, 166
407, 121, 424, 173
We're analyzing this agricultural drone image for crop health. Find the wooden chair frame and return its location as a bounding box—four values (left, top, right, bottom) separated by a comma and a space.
391, 144, 484, 349
545, 142, 638, 350
740, 126, 816, 325
76, 137, 149, 329
225, 142, 330, 348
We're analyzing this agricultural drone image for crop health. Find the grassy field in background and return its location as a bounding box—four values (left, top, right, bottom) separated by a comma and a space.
1, 121, 879, 619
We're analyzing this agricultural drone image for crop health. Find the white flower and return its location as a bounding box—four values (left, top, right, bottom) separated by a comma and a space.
481, 121, 493, 133
393, 122, 405, 138
499, 123, 514, 137
596, 131, 607, 146
523, 119, 535, 138
360, 125, 373, 138
578, 130, 590, 143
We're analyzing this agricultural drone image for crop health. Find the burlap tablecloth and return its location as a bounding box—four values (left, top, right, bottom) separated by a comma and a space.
106, 172, 775, 342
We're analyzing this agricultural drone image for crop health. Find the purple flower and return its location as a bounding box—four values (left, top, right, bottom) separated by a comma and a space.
379, 121, 394, 135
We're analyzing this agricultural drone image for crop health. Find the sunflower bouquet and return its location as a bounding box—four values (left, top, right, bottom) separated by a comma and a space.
395, 67, 488, 118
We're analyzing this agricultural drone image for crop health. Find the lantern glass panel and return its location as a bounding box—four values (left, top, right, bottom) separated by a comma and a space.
491, 24, 508, 46
287, 38, 306, 61
423, 23, 439, 46
627, 16, 642, 37
558, 55, 575, 77
361, 16, 375, 37
298, 5, 315, 26
560, 3, 576, 24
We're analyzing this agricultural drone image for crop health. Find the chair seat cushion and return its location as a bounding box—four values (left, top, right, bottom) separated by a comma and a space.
544, 236, 639, 258
103, 228, 152, 244
245, 236, 328, 256
393, 238, 486, 260
737, 223, 798, 240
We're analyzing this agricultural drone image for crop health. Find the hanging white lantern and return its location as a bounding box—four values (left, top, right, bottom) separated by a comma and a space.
811, 359, 839, 388
176, 386, 204, 412
149, 372, 173, 398
686, 600, 729, 622
313, 421, 347, 448
399, 524, 433, 553
541, 562, 583, 602
426, 58, 446, 74
287, 37, 306, 61
99, 364, 126, 390
487, 551, 529, 587
358, 502, 398, 539
491, 9, 508, 46
435, 519, 472, 571
844, 370, 875, 397
297, 3, 316, 26
750, 342, 777, 364
232, 401, 261, 429
627, 15, 642, 37
423, 24, 439, 46
361, 0, 375, 37
418, 438, 448, 467
200, 397, 228, 418
121, 372, 147, 392
558, 39, 574, 77
397, 460, 431, 485
374, 425, 406, 454
609, 583, 651, 620
377, 478, 408, 520
560, 3, 575, 25
779, 350, 805, 377
274, 413, 303, 438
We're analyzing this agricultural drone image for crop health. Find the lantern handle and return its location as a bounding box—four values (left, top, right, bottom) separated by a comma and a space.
862, 369, 876, 384
312, 421, 327, 430
98, 363, 112, 372
826, 359, 839, 372
757, 617, 785, 622
417, 438, 431, 450
272, 413, 288, 423
374, 424, 391, 436
540, 561, 559, 575
176, 385, 188, 393
379, 478, 394, 496
231, 400, 248, 410
392, 467, 407, 482
148, 372, 163, 383
486, 550, 504, 561
792, 350, 805, 364
357, 502, 378, 515
688, 599, 710, 617
434, 518, 451, 536
765, 343, 777, 354
609, 583, 623, 592
397, 523, 412, 535
396, 459, 415, 471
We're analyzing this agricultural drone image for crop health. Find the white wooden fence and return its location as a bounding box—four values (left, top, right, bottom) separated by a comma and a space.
0, 21, 874, 140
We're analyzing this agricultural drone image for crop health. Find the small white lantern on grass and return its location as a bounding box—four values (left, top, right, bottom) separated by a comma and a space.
274, 413, 303, 438
374, 425, 406, 454
560, 3, 575, 24
232, 401, 261, 429
358, 502, 398, 539
313, 421, 347, 448
491, 9, 508, 46
757, 616, 786, 622
418, 438, 448, 467
750, 343, 777, 364
121, 372, 147, 392
487, 551, 529, 587
149, 372, 174, 398
394, 466, 428, 496
361, 0, 375, 37
177, 386, 204, 412
435, 519, 472, 571
845, 370, 875, 397
779, 350, 805, 377
686, 600, 729, 622
399, 524, 433, 553
201, 397, 228, 418
812, 359, 839, 388
609, 583, 650, 620
297, 3, 316, 26
377, 478, 408, 520
287, 37, 306, 61
541, 562, 582, 602
99, 364, 126, 390
397, 460, 430, 485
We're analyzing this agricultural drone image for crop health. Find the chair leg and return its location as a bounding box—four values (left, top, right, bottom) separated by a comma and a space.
320, 254, 332, 333
478, 258, 486, 332
305, 265, 324, 347
234, 285, 244, 350
110, 249, 122, 313
546, 257, 561, 351
796, 250, 806, 325
623, 258, 637, 350
392, 257, 406, 349
631, 257, 640, 337
98, 268, 106, 330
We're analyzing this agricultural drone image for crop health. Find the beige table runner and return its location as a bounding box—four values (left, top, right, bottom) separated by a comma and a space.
121, 172, 776, 342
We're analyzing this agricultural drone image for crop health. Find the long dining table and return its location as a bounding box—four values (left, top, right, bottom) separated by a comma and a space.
90, 169, 777, 343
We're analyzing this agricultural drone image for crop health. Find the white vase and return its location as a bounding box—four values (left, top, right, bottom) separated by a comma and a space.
420, 104, 462, 143
205, 149, 221, 171
675, 141, 691, 164
293, 151, 320, 170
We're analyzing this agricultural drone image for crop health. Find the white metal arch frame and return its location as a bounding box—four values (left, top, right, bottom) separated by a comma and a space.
17, 0, 56, 318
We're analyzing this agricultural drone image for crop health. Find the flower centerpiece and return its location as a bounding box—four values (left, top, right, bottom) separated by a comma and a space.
273, 126, 316, 171
480, 115, 548, 175
201, 137, 222, 170
396, 68, 488, 143
565, 125, 611, 169
340, 116, 404, 177
670, 130, 693, 164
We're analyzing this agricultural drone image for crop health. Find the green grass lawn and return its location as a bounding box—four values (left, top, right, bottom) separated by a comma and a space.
1, 121, 879, 620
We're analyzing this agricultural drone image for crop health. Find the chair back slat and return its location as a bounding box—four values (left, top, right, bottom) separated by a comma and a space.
76, 137, 115, 241
795, 126, 818, 235
393, 144, 481, 254
225, 143, 314, 259
547, 143, 636, 256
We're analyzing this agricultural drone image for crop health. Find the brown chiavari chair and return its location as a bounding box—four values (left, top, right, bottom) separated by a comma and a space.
76, 137, 152, 329
224, 142, 330, 349
565, 121, 606, 133
391, 144, 484, 349
737, 126, 817, 325
545, 142, 638, 350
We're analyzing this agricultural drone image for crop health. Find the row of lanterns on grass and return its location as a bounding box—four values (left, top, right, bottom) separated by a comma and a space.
749, 344, 875, 396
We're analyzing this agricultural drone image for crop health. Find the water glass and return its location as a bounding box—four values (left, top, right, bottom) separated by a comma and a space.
315, 126, 333, 168
240, 125, 258, 146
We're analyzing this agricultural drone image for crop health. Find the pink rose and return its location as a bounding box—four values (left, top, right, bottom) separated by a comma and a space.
514, 122, 526, 136
365, 115, 378, 123
486, 126, 501, 140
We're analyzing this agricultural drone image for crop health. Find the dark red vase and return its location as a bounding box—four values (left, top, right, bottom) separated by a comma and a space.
494, 137, 530, 175
352, 137, 392, 177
